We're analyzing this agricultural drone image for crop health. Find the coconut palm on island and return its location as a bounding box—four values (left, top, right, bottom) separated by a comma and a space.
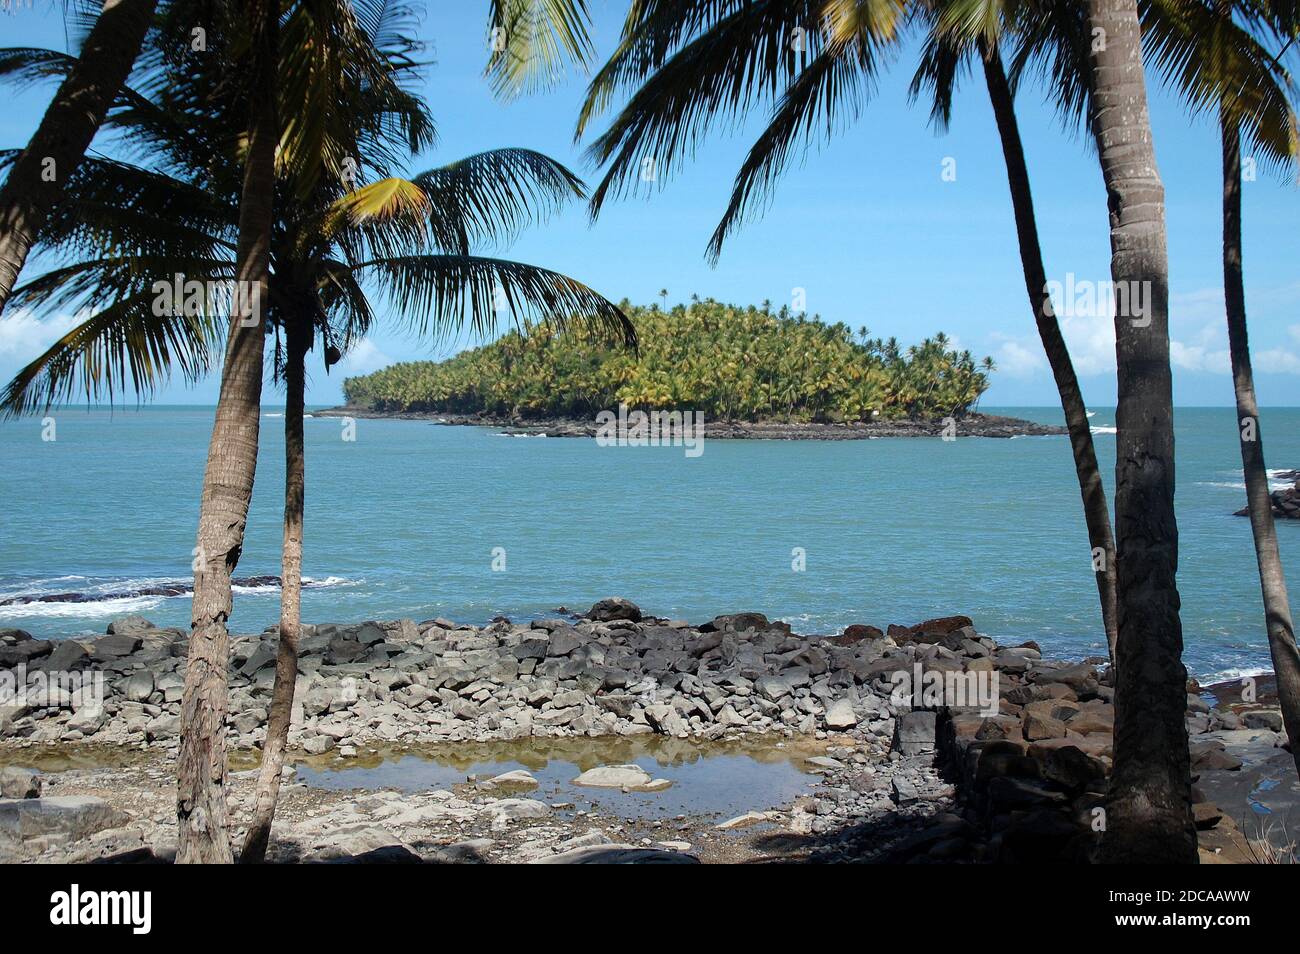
340, 299, 995, 423
0, 0, 1298, 886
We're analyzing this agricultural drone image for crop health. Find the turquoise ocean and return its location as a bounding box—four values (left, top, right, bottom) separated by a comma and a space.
2, 405, 1297, 682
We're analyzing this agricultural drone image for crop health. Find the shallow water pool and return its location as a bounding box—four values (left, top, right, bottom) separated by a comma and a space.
293, 735, 827, 820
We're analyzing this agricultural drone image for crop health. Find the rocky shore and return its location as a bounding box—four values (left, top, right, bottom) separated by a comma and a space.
316, 407, 1067, 440
0, 600, 1292, 863
1235, 469, 1300, 519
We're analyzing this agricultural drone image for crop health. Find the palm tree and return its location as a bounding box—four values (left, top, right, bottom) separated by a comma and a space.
1078, 0, 1194, 864
239, 160, 632, 863
911, 1, 1120, 658
1148, 0, 1300, 780
0, 0, 159, 318
576, 1, 1124, 656
1, 13, 631, 863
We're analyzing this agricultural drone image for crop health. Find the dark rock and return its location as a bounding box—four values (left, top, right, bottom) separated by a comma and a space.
986, 776, 1068, 809
587, 598, 642, 623
35, 640, 89, 672
701, 612, 786, 634
1192, 802, 1224, 830
531, 846, 699, 864
545, 628, 581, 657
894, 710, 938, 755
999, 809, 1089, 863
901, 615, 974, 638
1190, 741, 1243, 772
829, 624, 884, 646
0, 640, 52, 666
91, 633, 142, 661
1242, 709, 1284, 732
1032, 744, 1107, 791
239, 644, 278, 676
325, 638, 367, 665
513, 638, 550, 661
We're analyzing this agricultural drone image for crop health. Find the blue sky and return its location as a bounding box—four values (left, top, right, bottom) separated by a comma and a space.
1, 1, 1297, 408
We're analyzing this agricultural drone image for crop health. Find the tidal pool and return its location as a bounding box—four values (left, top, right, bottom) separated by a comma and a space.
293, 735, 828, 820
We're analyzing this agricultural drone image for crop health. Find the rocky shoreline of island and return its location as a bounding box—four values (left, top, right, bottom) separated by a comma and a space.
0, 598, 1290, 863
314, 407, 1067, 440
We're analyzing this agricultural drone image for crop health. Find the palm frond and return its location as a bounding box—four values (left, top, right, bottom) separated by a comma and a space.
0, 151, 236, 261
0, 292, 226, 417
7, 254, 234, 316
1141, 0, 1297, 172
414, 148, 586, 252
908, 26, 971, 132
1005, 0, 1096, 140
584, 1, 824, 216
356, 253, 636, 350
316, 257, 378, 347
704, 25, 893, 261
575, 0, 745, 138
0, 47, 80, 91
485, 0, 597, 98
318, 176, 433, 260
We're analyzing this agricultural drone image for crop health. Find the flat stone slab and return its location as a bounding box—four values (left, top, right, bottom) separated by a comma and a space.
0, 796, 129, 843
530, 844, 699, 864
572, 764, 653, 789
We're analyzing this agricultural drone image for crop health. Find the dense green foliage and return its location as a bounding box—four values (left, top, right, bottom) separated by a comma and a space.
343, 300, 994, 421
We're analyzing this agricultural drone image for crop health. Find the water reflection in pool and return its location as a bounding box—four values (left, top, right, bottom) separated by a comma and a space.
293, 736, 827, 820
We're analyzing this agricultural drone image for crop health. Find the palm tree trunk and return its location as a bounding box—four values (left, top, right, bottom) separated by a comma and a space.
239, 317, 308, 864
979, 40, 1119, 662
175, 0, 276, 865
1085, 0, 1196, 864
0, 0, 157, 318
1221, 112, 1300, 779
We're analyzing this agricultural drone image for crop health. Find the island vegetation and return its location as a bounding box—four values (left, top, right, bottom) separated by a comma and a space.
342, 299, 995, 422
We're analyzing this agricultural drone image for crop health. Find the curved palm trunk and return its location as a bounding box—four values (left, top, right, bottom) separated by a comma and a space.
1085, 0, 1196, 864
0, 0, 157, 317
240, 319, 308, 864
176, 0, 277, 865
979, 40, 1119, 661
1221, 113, 1300, 779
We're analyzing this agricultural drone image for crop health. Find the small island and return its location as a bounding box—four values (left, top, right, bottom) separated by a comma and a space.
333, 300, 1065, 439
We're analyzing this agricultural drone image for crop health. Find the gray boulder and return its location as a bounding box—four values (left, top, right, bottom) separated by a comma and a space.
92, 633, 142, 660
0, 796, 129, 843
0, 767, 41, 799
106, 615, 157, 635
824, 698, 858, 729
894, 710, 938, 755
124, 670, 155, 702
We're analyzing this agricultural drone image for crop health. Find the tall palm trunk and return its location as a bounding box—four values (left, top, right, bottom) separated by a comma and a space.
0, 0, 157, 317
1086, 0, 1196, 864
240, 317, 308, 864
176, 0, 277, 865
1221, 112, 1300, 778
979, 39, 1119, 661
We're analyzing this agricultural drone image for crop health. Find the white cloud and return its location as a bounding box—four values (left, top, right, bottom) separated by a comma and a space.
1254, 348, 1300, 374
990, 335, 1046, 378
988, 285, 1300, 382
334, 338, 392, 376
1059, 309, 1117, 375
1169, 340, 1231, 374
0, 310, 79, 359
